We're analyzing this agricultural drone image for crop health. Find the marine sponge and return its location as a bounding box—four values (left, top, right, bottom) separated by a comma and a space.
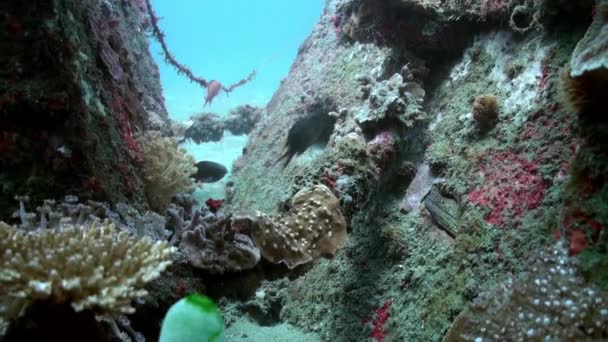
472, 94, 499, 130
234, 185, 347, 269
444, 243, 608, 341
0, 221, 176, 316
138, 131, 197, 211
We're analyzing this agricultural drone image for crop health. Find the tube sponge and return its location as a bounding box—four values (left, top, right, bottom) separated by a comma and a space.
159, 294, 224, 342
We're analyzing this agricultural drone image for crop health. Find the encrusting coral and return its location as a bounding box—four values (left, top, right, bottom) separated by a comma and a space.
444, 243, 608, 341
167, 185, 346, 272
233, 185, 347, 269
137, 131, 197, 211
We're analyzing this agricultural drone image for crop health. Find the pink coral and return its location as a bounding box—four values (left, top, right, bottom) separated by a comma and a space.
467, 151, 545, 226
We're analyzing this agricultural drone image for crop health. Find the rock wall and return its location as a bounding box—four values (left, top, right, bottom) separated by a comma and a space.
0, 0, 169, 216
226, 0, 605, 340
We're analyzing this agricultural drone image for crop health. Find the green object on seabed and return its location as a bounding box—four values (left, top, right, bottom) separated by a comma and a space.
159, 294, 224, 342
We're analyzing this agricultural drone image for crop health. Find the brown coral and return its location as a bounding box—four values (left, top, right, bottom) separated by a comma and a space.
234, 185, 347, 269
444, 243, 608, 341
137, 131, 197, 211
472, 94, 499, 130
0, 221, 175, 317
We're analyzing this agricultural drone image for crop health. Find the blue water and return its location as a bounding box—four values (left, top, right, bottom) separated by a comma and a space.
149, 1, 324, 199
150, 0, 325, 121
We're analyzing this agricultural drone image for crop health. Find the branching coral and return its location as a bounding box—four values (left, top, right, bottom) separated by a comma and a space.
0, 221, 175, 317
0, 195, 174, 339
137, 131, 197, 211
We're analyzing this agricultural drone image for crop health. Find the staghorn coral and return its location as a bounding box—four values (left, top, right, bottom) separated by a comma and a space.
233, 185, 347, 269
0, 221, 176, 317
444, 243, 608, 341
137, 131, 197, 211
472, 94, 499, 130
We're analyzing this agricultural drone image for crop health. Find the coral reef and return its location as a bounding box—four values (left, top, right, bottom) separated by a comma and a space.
444, 243, 608, 341
137, 131, 197, 211
2, 0, 607, 341
167, 205, 260, 274
0, 221, 175, 315
233, 185, 347, 269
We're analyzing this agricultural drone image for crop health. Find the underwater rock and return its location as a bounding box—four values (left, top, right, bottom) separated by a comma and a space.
354, 71, 426, 130
183, 113, 225, 143
401, 163, 443, 213
183, 105, 263, 144
223, 105, 265, 136
561, 0, 608, 119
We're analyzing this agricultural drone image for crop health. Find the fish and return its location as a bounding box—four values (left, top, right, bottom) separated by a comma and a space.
191, 161, 228, 183
276, 112, 336, 168
204, 80, 222, 107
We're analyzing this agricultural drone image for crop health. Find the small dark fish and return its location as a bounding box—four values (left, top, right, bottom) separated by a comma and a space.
192, 161, 228, 183
276, 112, 336, 168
